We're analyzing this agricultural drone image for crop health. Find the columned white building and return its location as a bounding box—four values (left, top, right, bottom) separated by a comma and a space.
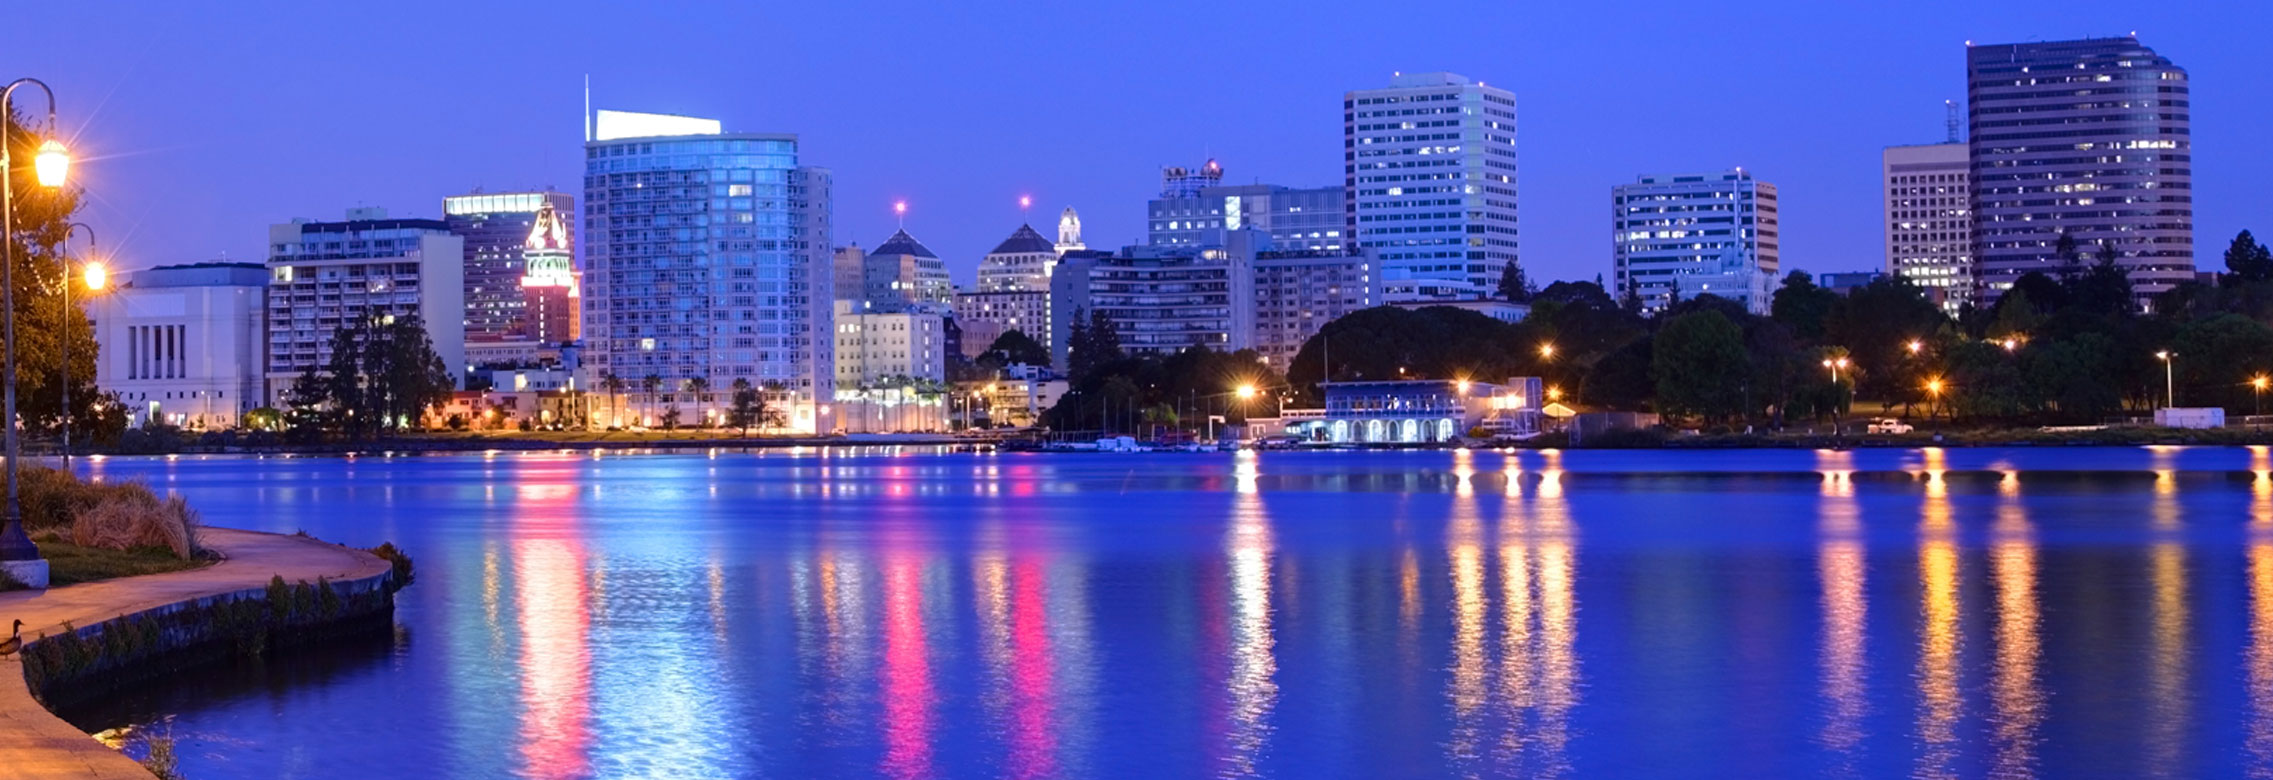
91, 263, 269, 428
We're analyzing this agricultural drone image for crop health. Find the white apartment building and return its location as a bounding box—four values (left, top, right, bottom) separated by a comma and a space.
832, 300, 944, 390
581, 109, 835, 432
1883, 142, 1971, 313
92, 263, 270, 428
265, 208, 466, 405
1611, 170, 1779, 315
1345, 72, 1520, 295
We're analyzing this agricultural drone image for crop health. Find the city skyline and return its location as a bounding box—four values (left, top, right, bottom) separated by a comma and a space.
16, 2, 2269, 289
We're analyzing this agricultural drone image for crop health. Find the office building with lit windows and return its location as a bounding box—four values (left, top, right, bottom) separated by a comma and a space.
1883, 142, 1971, 313
264, 208, 467, 404
1611, 170, 1779, 315
1149, 162, 1346, 253
1344, 72, 1520, 295
581, 109, 834, 432
442, 190, 576, 347
1968, 36, 2193, 308
834, 229, 951, 309
1253, 248, 1375, 373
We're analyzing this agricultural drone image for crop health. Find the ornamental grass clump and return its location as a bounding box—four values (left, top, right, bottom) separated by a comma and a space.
69, 490, 202, 561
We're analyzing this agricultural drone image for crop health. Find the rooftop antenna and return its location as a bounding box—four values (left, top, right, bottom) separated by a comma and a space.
583, 75, 591, 143
1019, 195, 1032, 222
894, 200, 907, 230
1944, 100, 1962, 143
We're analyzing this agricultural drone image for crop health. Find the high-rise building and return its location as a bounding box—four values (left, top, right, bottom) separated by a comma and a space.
1968, 36, 2193, 308
443, 190, 576, 347
1088, 231, 1259, 357
1883, 142, 1972, 313
1345, 72, 1520, 295
832, 299, 945, 388
955, 223, 1061, 353
835, 230, 951, 309
1611, 170, 1780, 315
90, 262, 269, 428
1148, 162, 1346, 253
1048, 249, 1104, 371
581, 109, 834, 432
519, 200, 579, 344
1253, 248, 1376, 373
264, 208, 466, 404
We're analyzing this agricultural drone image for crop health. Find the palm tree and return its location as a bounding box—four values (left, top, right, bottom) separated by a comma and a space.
685, 376, 711, 428
641, 374, 663, 427
599, 371, 625, 429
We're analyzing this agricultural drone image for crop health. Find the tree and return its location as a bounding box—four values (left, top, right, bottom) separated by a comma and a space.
641, 374, 662, 426
1067, 308, 1124, 382
1285, 306, 1525, 402
4, 111, 101, 440
1651, 309, 1749, 423
1496, 262, 1536, 303
2055, 229, 2083, 277
1770, 271, 1838, 342
982, 330, 1050, 368
2226, 230, 2273, 283
599, 371, 625, 428
362, 314, 453, 432
1823, 277, 1948, 408
727, 378, 760, 436
660, 405, 683, 431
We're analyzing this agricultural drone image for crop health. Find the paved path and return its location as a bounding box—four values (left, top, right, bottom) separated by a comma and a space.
0, 528, 391, 779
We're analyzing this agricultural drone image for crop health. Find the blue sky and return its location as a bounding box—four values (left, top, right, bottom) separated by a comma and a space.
15, 0, 2267, 285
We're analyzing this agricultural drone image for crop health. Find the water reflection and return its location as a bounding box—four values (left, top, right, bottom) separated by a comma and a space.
1988, 470, 2042, 778
1816, 456, 1865, 758
60, 449, 2273, 779
1916, 460, 1962, 780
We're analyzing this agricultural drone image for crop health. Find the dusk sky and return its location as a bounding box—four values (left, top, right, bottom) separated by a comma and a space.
15, 0, 2267, 286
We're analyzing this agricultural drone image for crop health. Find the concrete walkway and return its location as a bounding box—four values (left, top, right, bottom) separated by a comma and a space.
0, 528, 391, 779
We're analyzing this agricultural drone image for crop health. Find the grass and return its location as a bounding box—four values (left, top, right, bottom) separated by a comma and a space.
32, 532, 211, 586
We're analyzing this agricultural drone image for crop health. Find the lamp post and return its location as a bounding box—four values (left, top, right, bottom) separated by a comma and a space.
2155, 351, 2175, 408
1822, 356, 1850, 418
0, 78, 71, 577
2253, 375, 2269, 419
1925, 377, 1945, 423
61, 223, 102, 467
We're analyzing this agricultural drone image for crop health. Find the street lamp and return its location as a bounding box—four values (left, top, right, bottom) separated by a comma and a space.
1822, 356, 1851, 423
1906, 339, 1924, 356
61, 223, 103, 467
1, 78, 70, 580
2155, 351, 2175, 408
1925, 377, 1945, 421
2253, 375, 2269, 418
1539, 343, 1555, 360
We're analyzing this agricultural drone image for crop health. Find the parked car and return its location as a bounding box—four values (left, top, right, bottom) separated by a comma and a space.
1867, 418, 1914, 434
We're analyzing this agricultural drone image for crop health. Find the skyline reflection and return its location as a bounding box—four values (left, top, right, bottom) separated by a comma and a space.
61, 448, 2273, 779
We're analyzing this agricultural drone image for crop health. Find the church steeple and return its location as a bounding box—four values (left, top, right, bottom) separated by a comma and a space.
1055, 206, 1084, 254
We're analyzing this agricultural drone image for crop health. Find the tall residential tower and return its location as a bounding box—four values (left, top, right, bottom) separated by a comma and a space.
581, 109, 834, 431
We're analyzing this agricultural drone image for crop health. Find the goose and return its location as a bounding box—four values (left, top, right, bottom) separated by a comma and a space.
0, 620, 20, 656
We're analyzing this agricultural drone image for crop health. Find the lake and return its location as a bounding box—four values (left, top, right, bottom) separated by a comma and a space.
56, 447, 2273, 778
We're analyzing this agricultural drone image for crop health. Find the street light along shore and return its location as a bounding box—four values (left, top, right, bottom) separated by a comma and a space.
0, 77, 72, 587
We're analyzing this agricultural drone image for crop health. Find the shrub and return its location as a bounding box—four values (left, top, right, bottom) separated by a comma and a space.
367, 542, 415, 591
19, 467, 153, 532
70, 491, 201, 560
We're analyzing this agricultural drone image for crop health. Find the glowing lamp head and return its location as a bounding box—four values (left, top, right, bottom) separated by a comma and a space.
1454, 379, 1471, 394
1546, 386, 1562, 401
1907, 340, 1923, 354
893, 201, 907, 216
1539, 344, 1555, 359
2256, 376, 2271, 391
34, 139, 69, 188
1926, 378, 1945, 395
1836, 357, 1850, 369
83, 262, 106, 291
1236, 384, 1258, 400
1019, 195, 1031, 210
2003, 339, 2019, 352
2155, 350, 2171, 361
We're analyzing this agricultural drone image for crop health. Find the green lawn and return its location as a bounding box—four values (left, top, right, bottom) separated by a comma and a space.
29, 533, 210, 586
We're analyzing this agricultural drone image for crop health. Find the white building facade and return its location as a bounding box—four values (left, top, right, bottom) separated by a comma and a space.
92, 263, 270, 428
833, 300, 945, 389
265, 209, 467, 405
581, 110, 835, 432
1883, 143, 1972, 313
1345, 72, 1520, 296
1611, 170, 1779, 315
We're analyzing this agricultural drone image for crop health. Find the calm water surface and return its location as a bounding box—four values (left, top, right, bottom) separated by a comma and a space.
56, 447, 2273, 778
